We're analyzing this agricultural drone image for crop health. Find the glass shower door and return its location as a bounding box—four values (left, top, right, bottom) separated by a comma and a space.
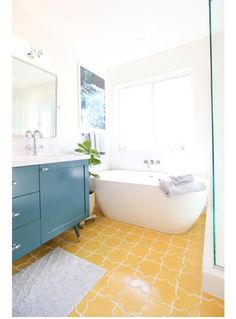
209, 0, 224, 267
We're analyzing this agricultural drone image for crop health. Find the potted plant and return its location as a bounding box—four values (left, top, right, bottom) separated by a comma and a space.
74, 140, 101, 221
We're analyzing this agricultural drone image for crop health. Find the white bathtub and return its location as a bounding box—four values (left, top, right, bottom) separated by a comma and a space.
95, 170, 208, 233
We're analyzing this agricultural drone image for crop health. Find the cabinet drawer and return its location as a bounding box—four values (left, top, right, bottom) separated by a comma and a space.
12, 220, 41, 261
12, 166, 39, 198
12, 193, 40, 230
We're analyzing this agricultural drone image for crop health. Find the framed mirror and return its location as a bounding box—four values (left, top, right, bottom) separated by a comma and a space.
12, 57, 57, 137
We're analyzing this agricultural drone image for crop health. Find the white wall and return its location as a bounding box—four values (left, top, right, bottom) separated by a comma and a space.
106, 38, 212, 180
13, 7, 213, 180
12, 8, 109, 169
13, 8, 81, 153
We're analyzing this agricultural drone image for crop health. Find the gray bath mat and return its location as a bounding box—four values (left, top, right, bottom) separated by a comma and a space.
12, 247, 106, 317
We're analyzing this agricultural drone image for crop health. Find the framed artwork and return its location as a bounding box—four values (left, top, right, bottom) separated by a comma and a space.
80, 66, 105, 129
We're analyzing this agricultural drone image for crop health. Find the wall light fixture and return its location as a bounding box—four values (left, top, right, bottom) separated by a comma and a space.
27, 48, 43, 59
13, 37, 43, 59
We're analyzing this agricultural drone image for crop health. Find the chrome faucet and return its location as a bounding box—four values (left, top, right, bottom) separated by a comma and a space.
25, 130, 33, 138
144, 159, 149, 169
144, 159, 161, 169
25, 130, 43, 156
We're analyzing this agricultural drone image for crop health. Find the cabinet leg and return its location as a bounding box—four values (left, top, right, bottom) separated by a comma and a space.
73, 225, 80, 240
79, 220, 85, 228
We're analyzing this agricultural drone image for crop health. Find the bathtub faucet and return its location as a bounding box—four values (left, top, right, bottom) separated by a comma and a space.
144, 159, 149, 169
144, 159, 161, 169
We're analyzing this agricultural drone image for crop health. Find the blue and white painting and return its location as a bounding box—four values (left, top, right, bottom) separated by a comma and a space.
80, 66, 105, 129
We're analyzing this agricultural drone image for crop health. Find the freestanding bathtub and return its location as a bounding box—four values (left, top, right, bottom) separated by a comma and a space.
95, 170, 208, 233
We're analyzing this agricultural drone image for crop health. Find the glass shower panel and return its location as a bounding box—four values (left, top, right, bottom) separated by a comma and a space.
209, 0, 224, 267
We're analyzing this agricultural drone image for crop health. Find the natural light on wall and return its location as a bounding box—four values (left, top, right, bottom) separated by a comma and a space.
118, 82, 154, 151
117, 73, 195, 151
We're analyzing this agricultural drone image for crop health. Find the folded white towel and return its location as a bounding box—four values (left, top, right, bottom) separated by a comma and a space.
159, 179, 206, 197
170, 174, 194, 185
94, 133, 106, 155
82, 132, 106, 155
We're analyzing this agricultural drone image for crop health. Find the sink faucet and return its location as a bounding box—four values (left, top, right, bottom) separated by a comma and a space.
25, 130, 43, 156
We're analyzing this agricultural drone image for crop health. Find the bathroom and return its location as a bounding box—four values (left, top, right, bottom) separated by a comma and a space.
0, 0, 230, 317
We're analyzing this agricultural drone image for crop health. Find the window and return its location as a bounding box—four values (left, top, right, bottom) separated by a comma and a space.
117, 73, 195, 151
118, 82, 154, 150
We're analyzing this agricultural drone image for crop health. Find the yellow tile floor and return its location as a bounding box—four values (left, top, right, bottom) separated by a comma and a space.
13, 208, 224, 317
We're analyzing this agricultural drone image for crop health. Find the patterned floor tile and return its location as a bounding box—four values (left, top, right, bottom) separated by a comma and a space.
139, 299, 171, 316
174, 288, 201, 316
150, 279, 177, 304
78, 292, 117, 317
13, 207, 224, 317
178, 272, 202, 295
118, 285, 149, 315
198, 298, 224, 317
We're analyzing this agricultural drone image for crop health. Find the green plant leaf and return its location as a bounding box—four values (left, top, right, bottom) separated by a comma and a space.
77, 143, 89, 153
74, 148, 86, 153
89, 172, 100, 179
83, 140, 92, 151
75, 139, 102, 173
90, 149, 100, 157
90, 157, 101, 165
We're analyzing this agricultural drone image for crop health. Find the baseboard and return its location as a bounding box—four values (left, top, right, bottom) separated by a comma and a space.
202, 267, 224, 299
202, 205, 224, 299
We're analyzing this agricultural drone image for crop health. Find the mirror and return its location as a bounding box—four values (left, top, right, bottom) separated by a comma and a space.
12, 57, 57, 137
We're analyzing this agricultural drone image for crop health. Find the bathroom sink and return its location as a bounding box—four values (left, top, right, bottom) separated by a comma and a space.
12, 153, 90, 167
37, 153, 66, 157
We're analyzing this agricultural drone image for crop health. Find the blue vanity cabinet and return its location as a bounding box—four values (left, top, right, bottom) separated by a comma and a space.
40, 160, 89, 243
12, 220, 41, 261
12, 159, 89, 261
12, 165, 39, 197
12, 192, 40, 229
12, 166, 41, 261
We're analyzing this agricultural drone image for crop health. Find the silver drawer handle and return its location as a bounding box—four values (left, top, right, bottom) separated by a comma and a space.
41, 167, 49, 172
12, 243, 21, 251
12, 181, 17, 186
12, 212, 20, 218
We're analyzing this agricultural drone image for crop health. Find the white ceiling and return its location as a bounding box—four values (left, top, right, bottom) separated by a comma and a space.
13, 0, 218, 70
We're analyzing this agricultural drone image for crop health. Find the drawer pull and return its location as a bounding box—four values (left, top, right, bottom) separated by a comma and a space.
41, 167, 49, 172
12, 212, 20, 218
12, 243, 21, 251
12, 181, 17, 186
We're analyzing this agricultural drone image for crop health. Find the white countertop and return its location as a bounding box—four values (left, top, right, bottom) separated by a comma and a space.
12, 154, 90, 167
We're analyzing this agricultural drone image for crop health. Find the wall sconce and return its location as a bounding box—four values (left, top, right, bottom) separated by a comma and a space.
27, 48, 43, 59
13, 37, 43, 59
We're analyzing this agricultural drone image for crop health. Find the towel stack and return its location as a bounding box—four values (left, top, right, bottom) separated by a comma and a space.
159, 174, 206, 197
170, 174, 194, 185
